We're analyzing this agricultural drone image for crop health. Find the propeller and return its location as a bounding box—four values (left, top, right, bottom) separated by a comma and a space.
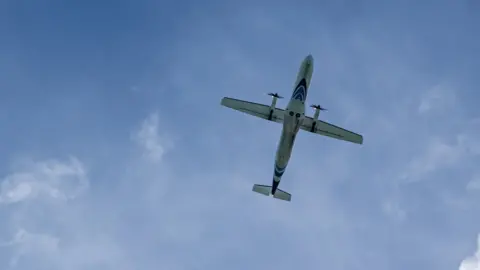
267, 92, 284, 99
310, 104, 327, 111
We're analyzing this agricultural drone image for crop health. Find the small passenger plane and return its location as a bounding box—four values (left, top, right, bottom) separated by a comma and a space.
220, 54, 363, 202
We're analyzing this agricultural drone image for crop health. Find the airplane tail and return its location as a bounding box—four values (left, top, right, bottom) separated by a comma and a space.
252, 184, 292, 202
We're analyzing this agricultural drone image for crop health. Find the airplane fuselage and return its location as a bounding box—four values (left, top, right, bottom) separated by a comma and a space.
271, 55, 314, 194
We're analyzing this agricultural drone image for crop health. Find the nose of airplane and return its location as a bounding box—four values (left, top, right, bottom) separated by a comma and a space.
305, 54, 314, 64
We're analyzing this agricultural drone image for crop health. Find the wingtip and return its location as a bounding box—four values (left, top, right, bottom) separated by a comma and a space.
220, 97, 228, 105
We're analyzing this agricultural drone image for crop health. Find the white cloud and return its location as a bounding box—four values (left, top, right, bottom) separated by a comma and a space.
381, 199, 406, 221
399, 136, 476, 182
132, 112, 172, 163
0, 229, 60, 268
0, 155, 134, 269
0, 113, 181, 269
460, 234, 480, 270
0, 156, 135, 269
467, 174, 480, 191
418, 83, 457, 114
0, 157, 88, 204
387, 130, 480, 219
0, 228, 131, 270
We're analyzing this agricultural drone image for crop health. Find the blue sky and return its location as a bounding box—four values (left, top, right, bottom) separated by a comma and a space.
0, 0, 479, 269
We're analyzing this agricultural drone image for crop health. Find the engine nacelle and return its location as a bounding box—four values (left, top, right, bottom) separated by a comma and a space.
268, 92, 283, 109
310, 104, 327, 121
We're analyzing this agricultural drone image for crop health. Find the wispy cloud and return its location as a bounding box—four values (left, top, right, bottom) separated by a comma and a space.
400, 137, 468, 182
0, 155, 132, 269
1, 229, 60, 268
418, 82, 457, 114
381, 199, 407, 221
467, 174, 480, 191
132, 112, 172, 163
0, 157, 88, 204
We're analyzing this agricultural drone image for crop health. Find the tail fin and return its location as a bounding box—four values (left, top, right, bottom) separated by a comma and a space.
252, 184, 292, 202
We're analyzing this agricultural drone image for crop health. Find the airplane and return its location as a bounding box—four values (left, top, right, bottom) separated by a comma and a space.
220, 54, 363, 202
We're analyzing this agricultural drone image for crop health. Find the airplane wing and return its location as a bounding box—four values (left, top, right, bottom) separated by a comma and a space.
221, 97, 284, 123
300, 116, 363, 144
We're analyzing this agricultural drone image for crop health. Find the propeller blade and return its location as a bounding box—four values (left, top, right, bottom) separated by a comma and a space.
310, 104, 327, 111
267, 93, 283, 99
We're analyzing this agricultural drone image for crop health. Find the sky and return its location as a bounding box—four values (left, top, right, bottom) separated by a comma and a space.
0, 0, 479, 269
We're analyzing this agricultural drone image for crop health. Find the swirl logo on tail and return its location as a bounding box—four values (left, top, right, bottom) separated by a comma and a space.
291, 79, 307, 101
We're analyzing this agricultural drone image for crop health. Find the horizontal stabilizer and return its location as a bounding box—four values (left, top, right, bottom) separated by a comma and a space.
252, 184, 270, 196
252, 184, 292, 202
273, 189, 291, 201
